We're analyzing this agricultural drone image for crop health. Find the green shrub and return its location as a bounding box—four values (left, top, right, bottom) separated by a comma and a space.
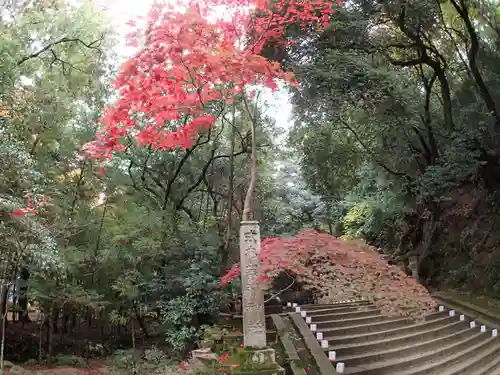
109, 347, 173, 375
54, 354, 87, 367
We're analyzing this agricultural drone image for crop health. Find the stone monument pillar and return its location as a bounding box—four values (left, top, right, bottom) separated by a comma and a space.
232, 221, 284, 375
239, 220, 267, 348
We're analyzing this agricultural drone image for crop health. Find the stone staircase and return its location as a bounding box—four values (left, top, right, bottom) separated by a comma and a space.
287, 300, 500, 375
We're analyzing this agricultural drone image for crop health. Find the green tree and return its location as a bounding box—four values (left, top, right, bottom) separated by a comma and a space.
278, 0, 500, 291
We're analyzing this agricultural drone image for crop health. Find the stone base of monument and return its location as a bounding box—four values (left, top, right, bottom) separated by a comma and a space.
223, 332, 243, 350
231, 364, 285, 375
231, 348, 285, 375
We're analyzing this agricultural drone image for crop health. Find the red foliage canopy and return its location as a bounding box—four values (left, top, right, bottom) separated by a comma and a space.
221, 229, 436, 319
84, 0, 342, 158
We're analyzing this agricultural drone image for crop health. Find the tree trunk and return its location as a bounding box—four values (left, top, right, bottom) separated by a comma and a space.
0, 284, 8, 325
71, 308, 77, 330
0, 291, 7, 374
51, 305, 59, 334
223, 104, 236, 271
242, 94, 259, 221
450, 0, 500, 130
18, 266, 30, 324
62, 303, 71, 334
48, 304, 54, 367
38, 315, 43, 364
133, 302, 149, 337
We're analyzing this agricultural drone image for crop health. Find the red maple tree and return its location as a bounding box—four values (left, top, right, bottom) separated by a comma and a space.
84, 0, 342, 158
222, 229, 436, 319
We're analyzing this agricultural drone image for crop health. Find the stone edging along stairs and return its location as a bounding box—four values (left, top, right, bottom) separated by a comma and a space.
281, 300, 500, 375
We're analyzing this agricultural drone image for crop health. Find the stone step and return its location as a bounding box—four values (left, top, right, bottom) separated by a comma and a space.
307, 308, 381, 321
299, 304, 374, 315
423, 310, 453, 321
314, 314, 398, 329
344, 331, 490, 374
330, 320, 471, 357
328, 316, 458, 345
486, 356, 500, 375
433, 339, 500, 375
295, 298, 500, 375
303, 305, 375, 315
305, 302, 375, 311
336, 326, 480, 367
479, 355, 500, 374
382, 335, 500, 375
299, 301, 370, 311
319, 316, 413, 337
302, 305, 374, 314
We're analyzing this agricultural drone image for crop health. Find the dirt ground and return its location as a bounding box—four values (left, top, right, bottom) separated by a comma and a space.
19, 361, 112, 374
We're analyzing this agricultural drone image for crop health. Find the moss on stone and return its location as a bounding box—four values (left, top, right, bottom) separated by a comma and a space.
223, 332, 243, 351
285, 359, 307, 375
231, 363, 285, 375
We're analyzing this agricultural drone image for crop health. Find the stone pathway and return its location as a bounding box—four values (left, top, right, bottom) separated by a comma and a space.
288, 300, 500, 375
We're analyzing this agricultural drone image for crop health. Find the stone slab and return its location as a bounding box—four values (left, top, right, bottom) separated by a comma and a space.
270, 314, 300, 361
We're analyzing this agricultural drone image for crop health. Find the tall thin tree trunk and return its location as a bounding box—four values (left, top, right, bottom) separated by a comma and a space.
48, 304, 54, 367
62, 303, 70, 334
223, 104, 236, 268
133, 302, 149, 337
242, 137, 256, 220
0, 288, 7, 375
18, 266, 30, 324
203, 191, 210, 229
88, 197, 108, 329
197, 191, 205, 221
51, 304, 59, 334
242, 94, 259, 221
0, 285, 7, 326
131, 318, 137, 373
38, 312, 43, 363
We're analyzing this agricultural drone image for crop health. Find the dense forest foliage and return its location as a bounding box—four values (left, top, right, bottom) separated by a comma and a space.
0, 0, 326, 367
281, 0, 500, 294
1, 0, 500, 372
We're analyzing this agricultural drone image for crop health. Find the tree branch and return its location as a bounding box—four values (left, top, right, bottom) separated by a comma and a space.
17, 36, 104, 66
393, 4, 454, 130
449, 0, 500, 130
339, 118, 407, 177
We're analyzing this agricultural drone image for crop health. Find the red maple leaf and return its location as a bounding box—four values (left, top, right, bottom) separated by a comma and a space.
11, 209, 26, 217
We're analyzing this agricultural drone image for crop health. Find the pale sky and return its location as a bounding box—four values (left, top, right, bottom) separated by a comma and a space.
96, 0, 293, 137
